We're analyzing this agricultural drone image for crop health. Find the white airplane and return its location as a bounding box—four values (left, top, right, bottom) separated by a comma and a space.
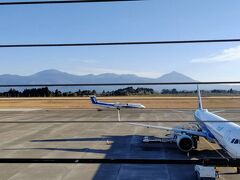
90, 96, 145, 110
131, 86, 240, 158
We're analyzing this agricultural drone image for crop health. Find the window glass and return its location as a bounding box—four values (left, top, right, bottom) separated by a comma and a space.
231, 139, 235, 143
234, 139, 239, 144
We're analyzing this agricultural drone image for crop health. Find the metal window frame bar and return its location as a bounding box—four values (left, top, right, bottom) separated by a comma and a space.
0, 0, 141, 6
0, 158, 239, 167
0, 81, 240, 87
1, 39, 240, 48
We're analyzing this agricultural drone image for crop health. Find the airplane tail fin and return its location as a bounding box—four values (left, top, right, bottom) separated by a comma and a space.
197, 85, 203, 110
90, 96, 98, 104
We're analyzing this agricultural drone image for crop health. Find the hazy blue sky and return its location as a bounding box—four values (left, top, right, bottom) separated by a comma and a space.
0, 0, 240, 81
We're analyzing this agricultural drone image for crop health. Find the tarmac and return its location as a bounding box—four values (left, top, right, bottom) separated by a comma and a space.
0, 108, 239, 180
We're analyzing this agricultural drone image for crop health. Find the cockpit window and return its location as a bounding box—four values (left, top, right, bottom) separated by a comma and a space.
234, 139, 239, 144
231, 139, 235, 143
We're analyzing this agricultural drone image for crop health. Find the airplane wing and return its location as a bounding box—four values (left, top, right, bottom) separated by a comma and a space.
129, 123, 207, 138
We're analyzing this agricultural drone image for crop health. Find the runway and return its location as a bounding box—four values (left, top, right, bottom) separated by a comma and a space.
0, 109, 239, 180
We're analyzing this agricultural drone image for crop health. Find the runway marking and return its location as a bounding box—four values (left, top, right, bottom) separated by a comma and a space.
211, 110, 225, 114
0, 108, 41, 112
202, 138, 226, 159
171, 109, 188, 113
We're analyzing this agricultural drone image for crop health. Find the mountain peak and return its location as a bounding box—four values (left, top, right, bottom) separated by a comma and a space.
169, 71, 181, 75
164, 71, 185, 76
33, 69, 64, 75
157, 71, 196, 82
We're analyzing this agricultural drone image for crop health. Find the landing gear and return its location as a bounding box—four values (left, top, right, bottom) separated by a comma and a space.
192, 136, 199, 149
193, 139, 198, 149
237, 167, 240, 174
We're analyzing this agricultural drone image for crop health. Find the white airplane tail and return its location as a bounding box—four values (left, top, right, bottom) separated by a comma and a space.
197, 85, 203, 110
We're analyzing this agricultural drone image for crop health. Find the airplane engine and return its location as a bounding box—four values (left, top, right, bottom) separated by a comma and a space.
176, 135, 194, 152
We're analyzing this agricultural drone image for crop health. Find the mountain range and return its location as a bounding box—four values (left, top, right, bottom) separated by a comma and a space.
0, 69, 235, 92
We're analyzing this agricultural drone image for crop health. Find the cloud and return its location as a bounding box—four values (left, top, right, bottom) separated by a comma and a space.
191, 46, 240, 63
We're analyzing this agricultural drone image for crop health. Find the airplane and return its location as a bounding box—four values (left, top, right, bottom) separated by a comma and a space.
90, 96, 145, 110
131, 86, 240, 159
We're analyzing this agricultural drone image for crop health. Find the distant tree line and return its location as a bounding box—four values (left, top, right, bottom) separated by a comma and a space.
101, 87, 154, 96
0, 87, 154, 97
161, 88, 239, 95
0, 88, 96, 97
0, 87, 239, 97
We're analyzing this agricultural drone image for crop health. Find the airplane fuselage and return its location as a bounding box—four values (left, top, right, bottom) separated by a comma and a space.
93, 102, 145, 109
90, 96, 145, 109
194, 109, 240, 158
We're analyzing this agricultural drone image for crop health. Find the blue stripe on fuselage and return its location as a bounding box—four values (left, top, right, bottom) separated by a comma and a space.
95, 101, 115, 107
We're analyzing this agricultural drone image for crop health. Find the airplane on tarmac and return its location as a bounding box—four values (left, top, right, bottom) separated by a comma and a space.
90, 96, 145, 110
131, 86, 240, 159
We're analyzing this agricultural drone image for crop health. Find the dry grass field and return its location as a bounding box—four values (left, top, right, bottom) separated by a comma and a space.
0, 96, 240, 109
